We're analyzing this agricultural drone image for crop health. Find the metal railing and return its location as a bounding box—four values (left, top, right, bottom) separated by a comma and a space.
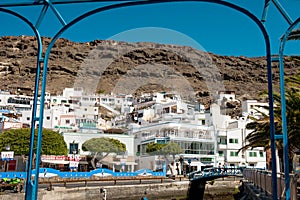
0, 167, 166, 179
243, 169, 299, 200
188, 166, 244, 180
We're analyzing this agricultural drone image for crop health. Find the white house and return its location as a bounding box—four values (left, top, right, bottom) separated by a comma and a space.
242, 100, 269, 119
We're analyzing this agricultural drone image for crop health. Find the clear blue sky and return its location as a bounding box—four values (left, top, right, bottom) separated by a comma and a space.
0, 0, 300, 57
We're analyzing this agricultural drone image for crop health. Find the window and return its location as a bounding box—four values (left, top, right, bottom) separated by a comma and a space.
229, 138, 238, 144
65, 119, 70, 124
69, 143, 78, 154
200, 158, 212, 162
249, 152, 257, 157
55, 117, 58, 120
218, 151, 224, 156
259, 151, 264, 157
46, 116, 50, 120
84, 108, 87, 111
230, 151, 238, 157
26, 117, 30, 121
218, 138, 227, 145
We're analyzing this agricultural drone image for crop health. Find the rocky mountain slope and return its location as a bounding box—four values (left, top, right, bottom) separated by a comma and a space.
0, 36, 299, 107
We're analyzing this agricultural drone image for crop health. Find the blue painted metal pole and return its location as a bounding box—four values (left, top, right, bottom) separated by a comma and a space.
0, 8, 42, 200
25, 49, 43, 200
163, 162, 166, 176
279, 41, 290, 200
35, 4, 49, 29
261, 0, 271, 23
271, 0, 293, 25
278, 17, 300, 200
45, 0, 67, 26
31, 42, 49, 200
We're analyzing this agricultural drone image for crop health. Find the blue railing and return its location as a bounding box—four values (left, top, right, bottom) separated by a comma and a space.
0, 168, 165, 179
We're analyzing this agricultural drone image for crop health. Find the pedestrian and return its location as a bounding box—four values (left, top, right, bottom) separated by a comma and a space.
100, 188, 107, 200
218, 163, 221, 173
141, 191, 148, 200
43, 169, 47, 177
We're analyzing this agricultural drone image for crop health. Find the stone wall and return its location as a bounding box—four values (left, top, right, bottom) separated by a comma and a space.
0, 178, 244, 200
0, 181, 189, 200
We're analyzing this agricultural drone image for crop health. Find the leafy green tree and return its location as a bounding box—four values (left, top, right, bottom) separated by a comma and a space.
146, 142, 183, 156
146, 141, 183, 172
160, 142, 183, 158
146, 143, 166, 155
82, 137, 126, 169
0, 128, 68, 155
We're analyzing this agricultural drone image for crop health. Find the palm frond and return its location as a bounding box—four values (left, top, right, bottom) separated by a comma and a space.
287, 29, 300, 41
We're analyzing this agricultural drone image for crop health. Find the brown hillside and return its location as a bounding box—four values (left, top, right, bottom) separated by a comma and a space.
0, 36, 299, 107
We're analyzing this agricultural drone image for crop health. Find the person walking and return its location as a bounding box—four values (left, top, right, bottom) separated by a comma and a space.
141, 191, 148, 200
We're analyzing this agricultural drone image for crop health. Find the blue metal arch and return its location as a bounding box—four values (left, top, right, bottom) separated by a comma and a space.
33, 1, 277, 200
277, 17, 300, 200
0, 7, 44, 200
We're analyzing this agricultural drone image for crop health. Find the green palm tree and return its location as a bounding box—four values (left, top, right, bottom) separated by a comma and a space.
287, 29, 300, 41
240, 76, 300, 172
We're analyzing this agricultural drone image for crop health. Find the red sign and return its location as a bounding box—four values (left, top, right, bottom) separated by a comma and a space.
67, 154, 80, 161
41, 155, 67, 161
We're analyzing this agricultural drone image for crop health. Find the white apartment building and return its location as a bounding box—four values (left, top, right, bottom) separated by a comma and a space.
242, 100, 269, 119
133, 121, 215, 172
216, 91, 238, 106
0, 91, 33, 112
129, 92, 214, 173
0, 87, 267, 171
209, 102, 266, 169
